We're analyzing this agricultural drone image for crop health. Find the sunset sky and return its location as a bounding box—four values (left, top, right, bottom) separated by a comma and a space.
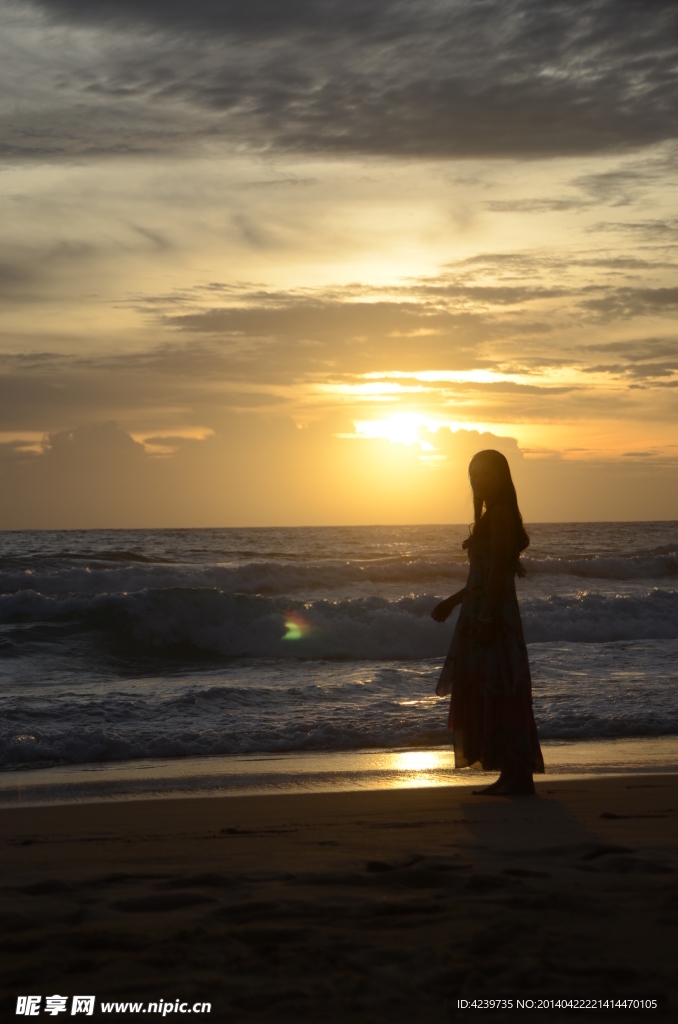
2, 0, 678, 527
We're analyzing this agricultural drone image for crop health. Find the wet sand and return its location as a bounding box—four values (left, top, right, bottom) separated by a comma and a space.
1, 776, 677, 1021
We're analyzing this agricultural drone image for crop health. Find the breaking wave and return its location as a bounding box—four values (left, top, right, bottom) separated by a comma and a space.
2, 585, 678, 662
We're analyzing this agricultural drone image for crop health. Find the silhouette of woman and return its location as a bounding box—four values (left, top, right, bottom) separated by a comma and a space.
431, 450, 544, 795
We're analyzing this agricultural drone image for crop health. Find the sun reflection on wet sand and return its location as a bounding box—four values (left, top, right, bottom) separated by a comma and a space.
387, 749, 454, 788
2, 738, 677, 806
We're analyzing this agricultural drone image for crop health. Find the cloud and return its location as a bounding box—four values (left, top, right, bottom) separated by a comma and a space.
486, 199, 587, 214
157, 286, 566, 386
581, 287, 678, 319
582, 335, 678, 382
570, 168, 652, 207
587, 218, 678, 240
0, 415, 514, 528
3, 415, 678, 528
487, 165, 662, 214
2, 246, 678, 463
3, 0, 677, 160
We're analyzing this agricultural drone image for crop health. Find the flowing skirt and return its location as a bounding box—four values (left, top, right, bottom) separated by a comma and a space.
436, 567, 544, 773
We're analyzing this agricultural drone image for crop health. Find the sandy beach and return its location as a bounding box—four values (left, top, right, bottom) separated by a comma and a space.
1, 775, 677, 1021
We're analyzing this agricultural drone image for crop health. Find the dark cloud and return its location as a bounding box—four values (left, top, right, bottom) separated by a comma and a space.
487, 166, 660, 214
570, 168, 651, 206
582, 335, 678, 381
486, 199, 586, 214
3, 413, 678, 529
0, 416, 508, 529
167, 290, 556, 337
588, 218, 678, 240
7, 0, 678, 159
0, 261, 34, 294
159, 288, 561, 380
1, 254, 676, 445
582, 286, 678, 318
444, 249, 678, 280
30, 0, 391, 36
0, 242, 100, 301
0, 343, 288, 433
128, 264, 678, 384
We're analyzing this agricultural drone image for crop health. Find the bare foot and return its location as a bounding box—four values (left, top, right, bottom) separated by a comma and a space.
496, 772, 536, 796
473, 771, 514, 796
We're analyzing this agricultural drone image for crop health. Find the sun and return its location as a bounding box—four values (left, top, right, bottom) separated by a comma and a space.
353, 412, 438, 449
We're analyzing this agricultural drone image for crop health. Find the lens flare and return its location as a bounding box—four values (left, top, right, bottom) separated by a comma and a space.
283, 611, 313, 641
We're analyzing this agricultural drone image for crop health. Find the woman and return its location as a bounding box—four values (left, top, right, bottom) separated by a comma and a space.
431, 450, 544, 795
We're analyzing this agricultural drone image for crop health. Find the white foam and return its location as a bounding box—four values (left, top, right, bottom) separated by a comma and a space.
3, 585, 678, 659
2, 524, 678, 769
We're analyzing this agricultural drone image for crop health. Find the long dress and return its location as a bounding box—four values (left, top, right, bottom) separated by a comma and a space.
436, 537, 544, 773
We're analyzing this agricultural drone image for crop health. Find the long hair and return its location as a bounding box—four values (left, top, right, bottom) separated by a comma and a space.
462, 450, 529, 554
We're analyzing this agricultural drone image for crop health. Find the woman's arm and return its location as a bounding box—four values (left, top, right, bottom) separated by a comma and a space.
480, 504, 513, 621
431, 587, 466, 622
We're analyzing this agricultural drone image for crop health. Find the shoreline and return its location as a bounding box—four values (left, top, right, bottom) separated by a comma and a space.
1, 774, 676, 1018
2, 735, 678, 808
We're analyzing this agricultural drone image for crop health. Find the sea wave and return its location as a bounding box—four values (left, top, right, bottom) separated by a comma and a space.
0, 720, 448, 768
0, 558, 469, 598
2, 689, 677, 768
3, 547, 678, 601
521, 589, 678, 643
522, 550, 678, 580
0, 589, 446, 660
2, 585, 678, 661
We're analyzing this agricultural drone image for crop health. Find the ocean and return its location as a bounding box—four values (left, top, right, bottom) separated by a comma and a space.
2, 522, 678, 803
